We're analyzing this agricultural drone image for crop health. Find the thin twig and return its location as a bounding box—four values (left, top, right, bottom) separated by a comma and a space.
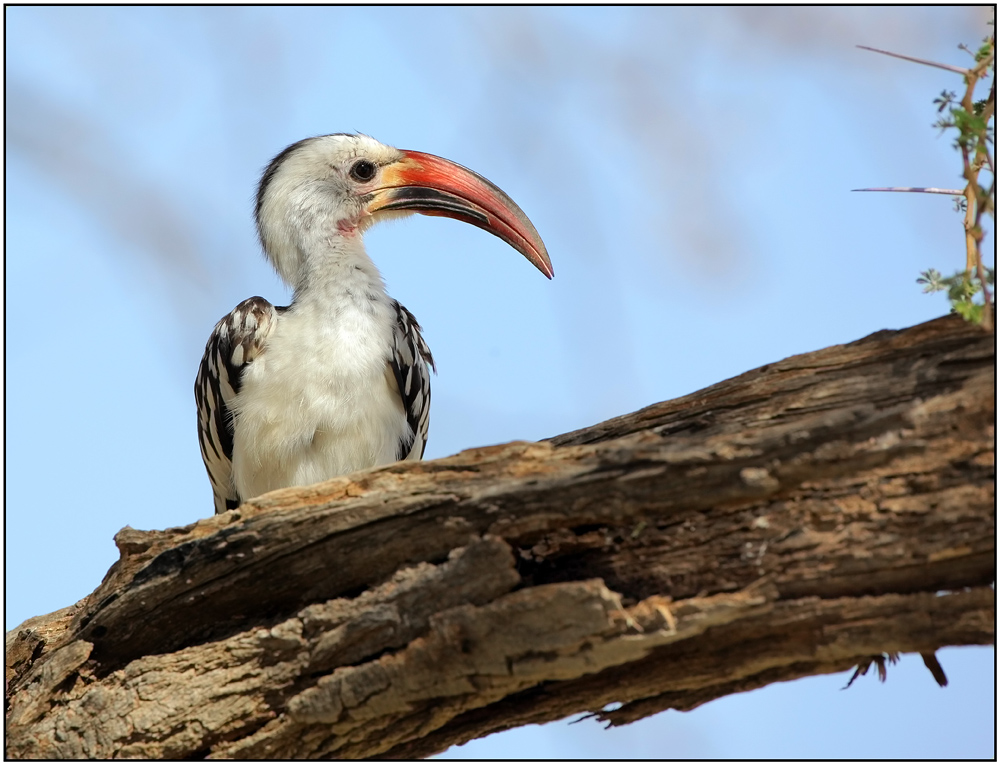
974, 253, 993, 332
852, 187, 964, 195
857, 45, 970, 75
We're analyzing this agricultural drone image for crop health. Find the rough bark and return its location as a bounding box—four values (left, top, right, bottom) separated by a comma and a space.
5, 313, 995, 760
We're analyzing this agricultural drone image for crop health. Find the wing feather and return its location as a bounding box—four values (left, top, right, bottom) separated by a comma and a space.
195, 296, 279, 514
389, 302, 435, 462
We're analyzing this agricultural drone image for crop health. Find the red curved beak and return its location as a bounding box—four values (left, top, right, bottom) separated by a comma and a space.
366, 150, 553, 279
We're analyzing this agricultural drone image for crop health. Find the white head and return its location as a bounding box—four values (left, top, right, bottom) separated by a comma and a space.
254, 133, 552, 291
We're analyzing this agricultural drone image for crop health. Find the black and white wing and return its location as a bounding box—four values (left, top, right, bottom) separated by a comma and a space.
389, 302, 435, 461
194, 296, 280, 514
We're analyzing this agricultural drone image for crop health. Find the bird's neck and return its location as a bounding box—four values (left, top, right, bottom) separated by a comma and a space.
289, 231, 390, 313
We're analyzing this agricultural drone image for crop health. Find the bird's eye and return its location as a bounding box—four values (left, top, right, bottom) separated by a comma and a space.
350, 160, 377, 182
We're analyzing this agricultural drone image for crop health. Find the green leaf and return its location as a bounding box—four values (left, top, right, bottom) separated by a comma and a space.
917, 268, 946, 293
952, 300, 983, 323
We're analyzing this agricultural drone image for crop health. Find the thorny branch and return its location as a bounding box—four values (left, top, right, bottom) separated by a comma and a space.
857, 29, 996, 330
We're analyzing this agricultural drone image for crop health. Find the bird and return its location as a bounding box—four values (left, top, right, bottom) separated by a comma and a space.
195, 134, 552, 514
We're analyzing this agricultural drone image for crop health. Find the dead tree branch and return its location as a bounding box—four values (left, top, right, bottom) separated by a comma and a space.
5, 313, 995, 759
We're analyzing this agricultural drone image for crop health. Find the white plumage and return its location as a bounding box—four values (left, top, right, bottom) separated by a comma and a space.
196, 134, 550, 514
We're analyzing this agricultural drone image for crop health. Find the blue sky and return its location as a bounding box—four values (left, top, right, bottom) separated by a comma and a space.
6, 6, 994, 759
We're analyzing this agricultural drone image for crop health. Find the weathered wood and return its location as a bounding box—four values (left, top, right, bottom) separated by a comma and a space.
5, 313, 994, 759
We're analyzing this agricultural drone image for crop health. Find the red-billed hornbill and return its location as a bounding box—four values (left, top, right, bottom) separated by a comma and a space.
195, 134, 552, 514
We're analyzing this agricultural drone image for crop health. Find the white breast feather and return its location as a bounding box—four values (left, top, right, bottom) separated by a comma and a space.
230, 279, 409, 501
